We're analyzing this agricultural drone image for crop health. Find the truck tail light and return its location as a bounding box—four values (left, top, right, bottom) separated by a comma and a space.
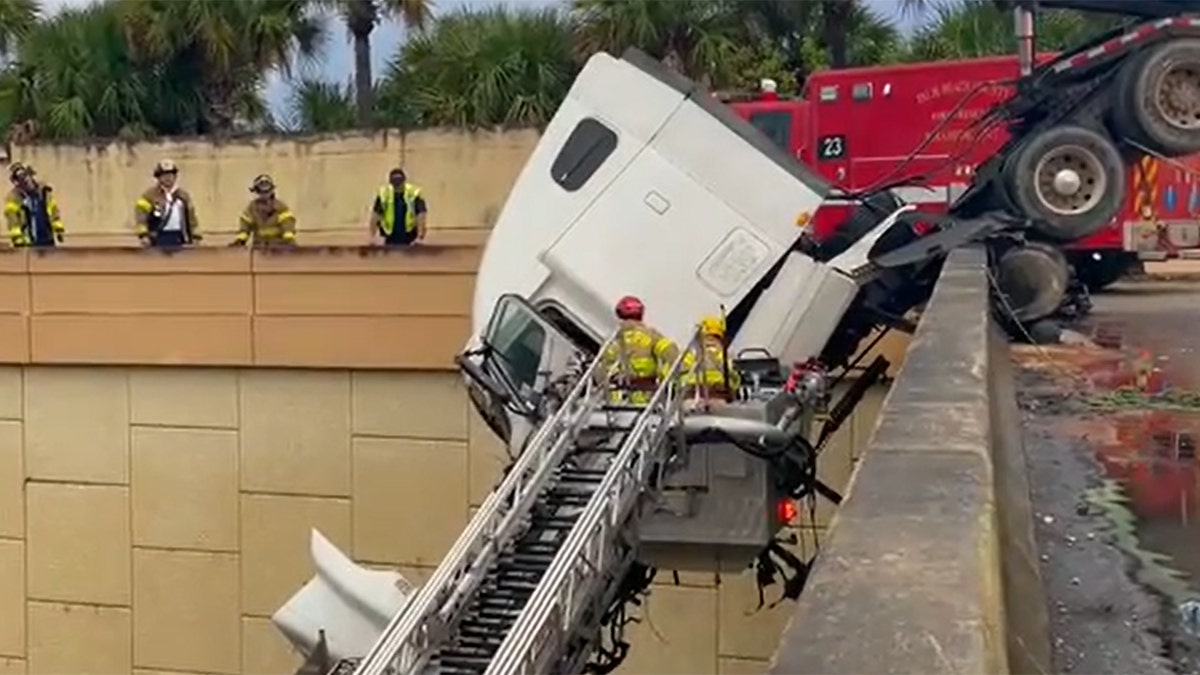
777, 497, 799, 524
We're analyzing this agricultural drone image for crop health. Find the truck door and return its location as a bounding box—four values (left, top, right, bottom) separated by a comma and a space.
460, 294, 588, 448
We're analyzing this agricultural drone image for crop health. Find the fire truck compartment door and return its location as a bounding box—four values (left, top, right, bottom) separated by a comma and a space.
730, 252, 859, 366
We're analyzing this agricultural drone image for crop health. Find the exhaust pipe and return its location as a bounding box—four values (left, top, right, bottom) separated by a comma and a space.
1015, 3, 1037, 76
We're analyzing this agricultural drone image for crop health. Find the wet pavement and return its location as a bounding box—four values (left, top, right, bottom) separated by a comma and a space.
1015, 279, 1200, 674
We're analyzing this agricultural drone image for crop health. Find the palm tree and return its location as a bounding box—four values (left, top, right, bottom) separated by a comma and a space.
0, 2, 163, 140
379, 5, 575, 128
733, 0, 902, 80
571, 0, 752, 84
287, 77, 357, 131
0, 0, 38, 56
119, 0, 326, 132
321, 0, 433, 127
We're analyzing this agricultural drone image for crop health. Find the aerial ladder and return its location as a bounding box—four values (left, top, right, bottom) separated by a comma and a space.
348, 328, 697, 675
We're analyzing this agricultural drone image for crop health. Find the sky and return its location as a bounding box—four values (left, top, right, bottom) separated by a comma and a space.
41, 0, 928, 120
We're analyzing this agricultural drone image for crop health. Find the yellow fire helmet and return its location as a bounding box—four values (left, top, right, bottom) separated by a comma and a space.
700, 315, 725, 338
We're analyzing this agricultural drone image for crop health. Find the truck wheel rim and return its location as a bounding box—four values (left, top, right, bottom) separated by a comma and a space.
1033, 143, 1106, 216
1154, 64, 1200, 131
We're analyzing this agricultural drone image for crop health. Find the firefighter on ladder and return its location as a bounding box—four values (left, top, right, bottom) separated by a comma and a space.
682, 315, 741, 405
599, 295, 682, 406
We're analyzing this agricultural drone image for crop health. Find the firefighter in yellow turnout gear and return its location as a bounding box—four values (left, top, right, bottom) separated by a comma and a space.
231, 174, 296, 247
682, 315, 741, 403
599, 295, 681, 406
5, 163, 64, 247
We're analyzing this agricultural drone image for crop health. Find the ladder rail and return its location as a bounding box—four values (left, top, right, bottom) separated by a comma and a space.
353, 332, 620, 675
483, 333, 701, 675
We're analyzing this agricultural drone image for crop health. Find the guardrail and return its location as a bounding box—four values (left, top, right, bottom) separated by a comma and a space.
768, 246, 1051, 675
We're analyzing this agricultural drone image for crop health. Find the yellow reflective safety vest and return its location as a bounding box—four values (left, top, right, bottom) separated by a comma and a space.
600, 322, 679, 404
376, 183, 422, 235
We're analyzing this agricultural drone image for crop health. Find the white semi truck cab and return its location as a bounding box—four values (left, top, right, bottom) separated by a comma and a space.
268, 48, 997, 675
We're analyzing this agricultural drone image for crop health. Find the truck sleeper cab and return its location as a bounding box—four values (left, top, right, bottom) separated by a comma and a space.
463, 48, 956, 451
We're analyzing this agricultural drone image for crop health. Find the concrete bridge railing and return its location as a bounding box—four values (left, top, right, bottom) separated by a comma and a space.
768, 247, 1052, 674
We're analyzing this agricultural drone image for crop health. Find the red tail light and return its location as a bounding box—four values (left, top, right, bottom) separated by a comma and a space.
777, 497, 799, 524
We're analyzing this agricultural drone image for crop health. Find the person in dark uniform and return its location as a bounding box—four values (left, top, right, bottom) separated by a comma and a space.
370, 167, 427, 246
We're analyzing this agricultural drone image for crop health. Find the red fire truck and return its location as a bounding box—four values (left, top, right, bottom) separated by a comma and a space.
728, 53, 1200, 292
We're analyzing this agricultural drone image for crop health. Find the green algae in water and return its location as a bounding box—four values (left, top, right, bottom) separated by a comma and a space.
1085, 387, 1200, 411
1087, 479, 1195, 602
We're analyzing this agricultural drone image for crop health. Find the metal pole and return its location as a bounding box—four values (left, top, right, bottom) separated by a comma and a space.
1015, 4, 1036, 77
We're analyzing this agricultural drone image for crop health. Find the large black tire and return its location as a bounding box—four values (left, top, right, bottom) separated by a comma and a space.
1113, 39, 1200, 157
1004, 125, 1125, 242
994, 242, 1071, 323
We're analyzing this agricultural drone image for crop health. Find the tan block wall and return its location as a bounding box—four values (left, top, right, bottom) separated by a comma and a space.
0, 363, 890, 675
0, 246, 479, 370
11, 130, 541, 247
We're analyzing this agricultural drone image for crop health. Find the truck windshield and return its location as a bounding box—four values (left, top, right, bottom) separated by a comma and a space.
486, 298, 548, 392
748, 110, 792, 154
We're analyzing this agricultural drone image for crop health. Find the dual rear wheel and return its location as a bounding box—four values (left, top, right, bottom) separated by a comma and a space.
994, 39, 1200, 320
1003, 39, 1200, 244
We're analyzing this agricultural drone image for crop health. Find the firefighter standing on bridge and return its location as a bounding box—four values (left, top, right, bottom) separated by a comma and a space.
5, 163, 64, 247
135, 160, 201, 248
599, 295, 682, 406
681, 315, 741, 403
230, 174, 296, 247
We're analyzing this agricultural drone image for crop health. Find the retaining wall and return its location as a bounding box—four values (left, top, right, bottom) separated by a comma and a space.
10, 130, 541, 246
767, 247, 1052, 674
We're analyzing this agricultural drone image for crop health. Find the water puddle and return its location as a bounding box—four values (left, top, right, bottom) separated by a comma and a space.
1022, 320, 1200, 636
1081, 336, 1200, 643
1084, 408, 1199, 600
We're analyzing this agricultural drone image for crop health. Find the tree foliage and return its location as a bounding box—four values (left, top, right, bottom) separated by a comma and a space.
0, 0, 1129, 139
320, 0, 434, 126
379, 6, 577, 128
906, 0, 1121, 61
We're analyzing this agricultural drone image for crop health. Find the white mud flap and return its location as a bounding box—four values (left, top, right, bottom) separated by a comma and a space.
271, 529, 415, 664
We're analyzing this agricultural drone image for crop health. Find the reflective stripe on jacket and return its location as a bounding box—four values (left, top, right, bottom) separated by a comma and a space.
5, 185, 63, 246
377, 183, 421, 235
236, 197, 296, 244
600, 322, 679, 383
682, 337, 740, 394
135, 186, 200, 241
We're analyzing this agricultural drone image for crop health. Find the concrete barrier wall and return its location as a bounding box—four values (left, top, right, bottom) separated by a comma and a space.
767, 247, 1051, 675
10, 130, 541, 246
